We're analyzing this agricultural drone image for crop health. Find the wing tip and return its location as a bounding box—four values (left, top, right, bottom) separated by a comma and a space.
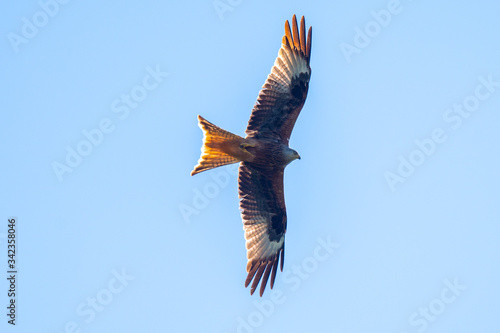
284, 15, 312, 64
284, 18, 292, 47
306, 26, 312, 63
244, 245, 285, 297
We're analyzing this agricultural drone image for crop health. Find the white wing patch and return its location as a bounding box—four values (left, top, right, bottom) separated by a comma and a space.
267, 42, 310, 94
244, 218, 284, 271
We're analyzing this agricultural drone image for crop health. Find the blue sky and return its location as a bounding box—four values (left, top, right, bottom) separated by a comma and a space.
1, 1, 499, 332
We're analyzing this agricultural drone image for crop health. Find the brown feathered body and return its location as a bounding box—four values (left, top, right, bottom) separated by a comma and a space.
191, 15, 312, 297
191, 118, 300, 175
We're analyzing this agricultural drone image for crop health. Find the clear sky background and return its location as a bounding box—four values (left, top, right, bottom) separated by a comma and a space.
1, 1, 499, 332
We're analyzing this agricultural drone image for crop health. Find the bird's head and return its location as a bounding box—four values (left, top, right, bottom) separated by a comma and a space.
283, 147, 301, 165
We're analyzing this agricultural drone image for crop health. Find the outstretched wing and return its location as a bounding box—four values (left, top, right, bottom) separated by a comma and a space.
245, 15, 312, 143
238, 162, 287, 296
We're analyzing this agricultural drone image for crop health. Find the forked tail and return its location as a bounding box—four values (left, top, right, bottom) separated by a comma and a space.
191, 115, 244, 176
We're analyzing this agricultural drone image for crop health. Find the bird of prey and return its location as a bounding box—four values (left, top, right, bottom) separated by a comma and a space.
191, 15, 312, 296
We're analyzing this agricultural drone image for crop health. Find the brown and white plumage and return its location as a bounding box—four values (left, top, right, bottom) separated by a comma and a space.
191, 15, 312, 296
239, 163, 286, 296
246, 15, 312, 143
240, 15, 311, 296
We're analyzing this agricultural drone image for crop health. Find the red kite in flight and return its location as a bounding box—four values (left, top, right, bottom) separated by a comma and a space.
191, 15, 312, 296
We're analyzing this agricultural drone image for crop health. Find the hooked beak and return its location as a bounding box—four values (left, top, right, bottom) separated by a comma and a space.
297, 154, 301, 160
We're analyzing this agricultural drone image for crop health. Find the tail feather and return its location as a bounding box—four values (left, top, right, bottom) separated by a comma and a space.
191, 115, 243, 176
